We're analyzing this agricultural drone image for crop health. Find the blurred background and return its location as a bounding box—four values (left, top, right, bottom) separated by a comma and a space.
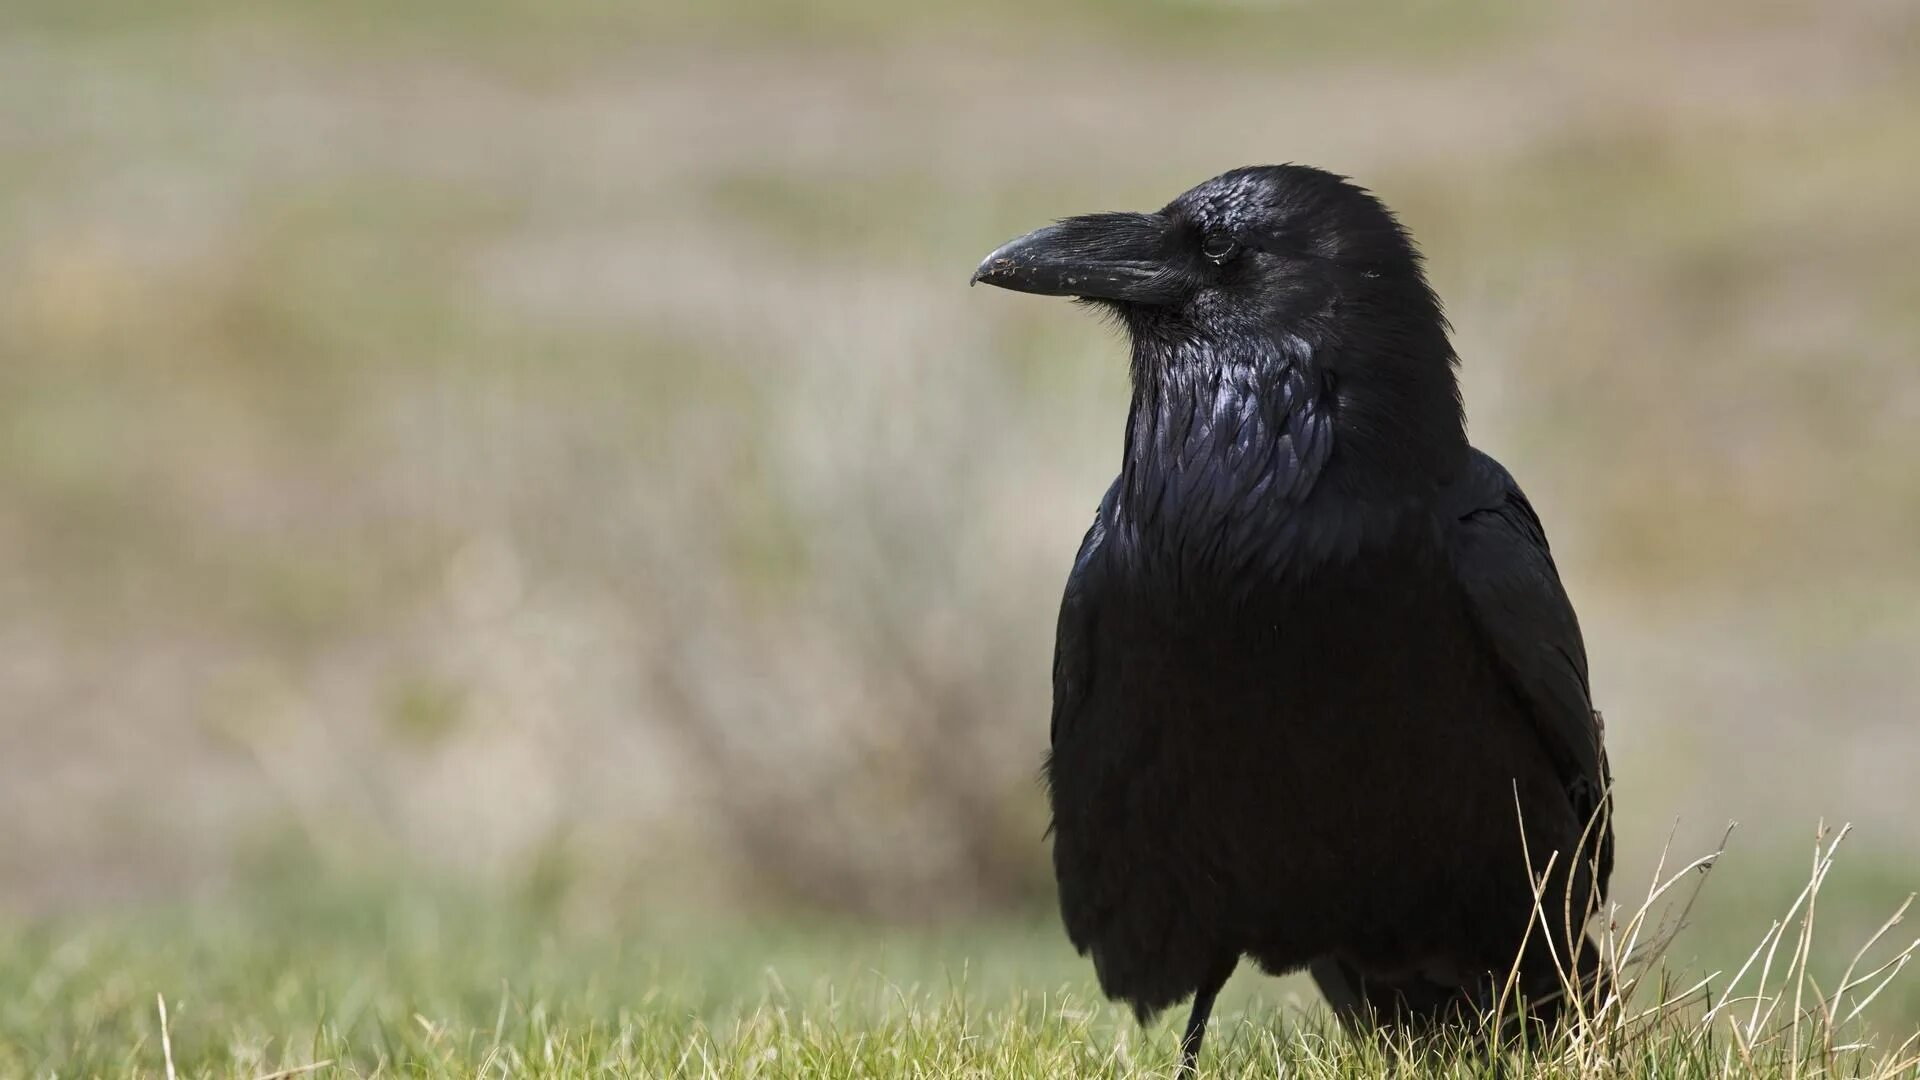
2, 0, 1917, 1014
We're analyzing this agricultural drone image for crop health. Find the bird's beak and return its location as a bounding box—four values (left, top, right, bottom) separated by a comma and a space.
971, 212, 1180, 304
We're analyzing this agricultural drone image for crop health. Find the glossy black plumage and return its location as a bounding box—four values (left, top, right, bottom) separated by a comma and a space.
974, 166, 1613, 1066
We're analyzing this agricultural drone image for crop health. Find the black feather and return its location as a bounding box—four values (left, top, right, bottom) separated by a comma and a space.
983, 164, 1615, 1058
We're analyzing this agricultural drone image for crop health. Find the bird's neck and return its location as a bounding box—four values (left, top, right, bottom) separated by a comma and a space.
1112, 331, 1462, 587
1113, 335, 1329, 576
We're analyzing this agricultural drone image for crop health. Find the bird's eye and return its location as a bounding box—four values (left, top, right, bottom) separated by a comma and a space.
1200, 232, 1239, 264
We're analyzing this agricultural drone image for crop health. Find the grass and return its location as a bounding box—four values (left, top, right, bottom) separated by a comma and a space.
6, 830, 1918, 1078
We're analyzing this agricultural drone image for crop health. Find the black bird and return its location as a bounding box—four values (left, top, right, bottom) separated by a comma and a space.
972, 165, 1613, 1069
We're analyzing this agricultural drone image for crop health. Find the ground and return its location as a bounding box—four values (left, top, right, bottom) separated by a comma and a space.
6, 838, 1918, 1078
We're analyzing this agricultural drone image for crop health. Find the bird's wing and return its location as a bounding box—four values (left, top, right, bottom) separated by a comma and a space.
1051, 479, 1119, 748
1444, 449, 1613, 892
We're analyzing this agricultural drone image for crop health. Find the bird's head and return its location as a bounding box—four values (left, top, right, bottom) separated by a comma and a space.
973, 165, 1463, 487
973, 164, 1443, 349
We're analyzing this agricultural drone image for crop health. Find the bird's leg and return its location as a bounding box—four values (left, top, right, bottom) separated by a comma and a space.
1179, 954, 1238, 1074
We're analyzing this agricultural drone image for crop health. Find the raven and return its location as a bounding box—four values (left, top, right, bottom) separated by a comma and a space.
972, 165, 1613, 1069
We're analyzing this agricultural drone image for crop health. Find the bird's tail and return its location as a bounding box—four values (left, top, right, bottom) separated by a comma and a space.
1311, 934, 1611, 1044
1506, 930, 1612, 1039
1311, 957, 1475, 1035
